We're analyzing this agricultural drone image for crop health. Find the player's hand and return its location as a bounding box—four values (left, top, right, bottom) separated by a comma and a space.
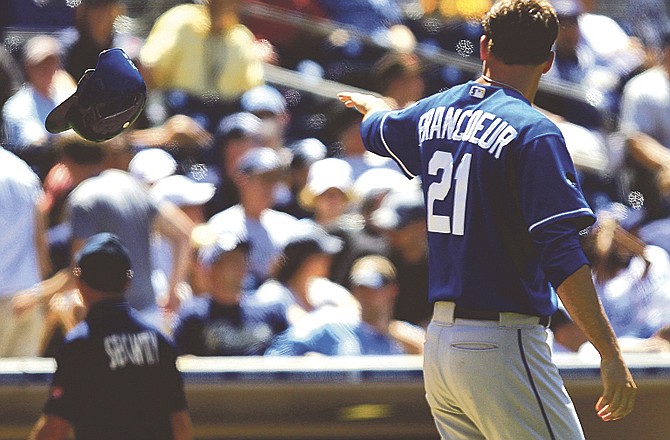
337, 92, 391, 118
596, 356, 637, 421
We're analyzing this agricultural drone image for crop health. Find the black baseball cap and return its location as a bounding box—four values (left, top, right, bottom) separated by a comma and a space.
74, 233, 133, 293
45, 48, 146, 142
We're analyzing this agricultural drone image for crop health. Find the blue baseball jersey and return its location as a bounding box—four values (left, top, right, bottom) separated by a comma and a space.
361, 81, 596, 316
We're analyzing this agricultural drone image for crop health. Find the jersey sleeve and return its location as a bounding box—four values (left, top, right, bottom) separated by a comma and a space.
43, 343, 81, 423
360, 108, 422, 178
515, 134, 596, 234
158, 339, 188, 412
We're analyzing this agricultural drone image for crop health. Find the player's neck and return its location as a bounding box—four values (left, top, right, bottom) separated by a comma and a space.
478, 62, 543, 103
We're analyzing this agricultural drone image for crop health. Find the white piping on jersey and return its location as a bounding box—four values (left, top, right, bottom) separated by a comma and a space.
380, 111, 417, 178
528, 207, 594, 233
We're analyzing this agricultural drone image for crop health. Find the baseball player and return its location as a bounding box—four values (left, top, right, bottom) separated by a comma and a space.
338, 1, 636, 438
29, 233, 192, 440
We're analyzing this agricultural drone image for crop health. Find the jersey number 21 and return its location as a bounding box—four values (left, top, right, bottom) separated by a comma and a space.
427, 151, 472, 235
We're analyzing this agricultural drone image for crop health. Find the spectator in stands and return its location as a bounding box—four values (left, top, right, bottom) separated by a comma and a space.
59, 0, 126, 82
128, 148, 178, 187
2, 35, 76, 178
244, 0, 328, 69
371, 187, 431, 327
299, 158, 355, 228
619, 31, 670, 223
140, 0, 264, 131
621, 0, 670, 53
539, 108, 615, 210
420, 0, 492, 22
207, 147, 299, 288
204, 112, 263, 218
328, 167, 410, 285
315, 0, 415, 51
326, 106, 401, 180
274, 137, 328, 219
149, 174, 215, 307
547, 0, 642, 116
174, 231, 281, 356
248, 220, 358, 331
0, 45, 24, 135
0, 147, 49, 357
265, 255, 424, 356
240, 84, 290, 151
576, 0, 645, 73
128, 114, 214, 165
369, 52, 425, 109
297, 157, 363, 287
24, 135, 193, 331
43, 133, 111, 275
582, 206, 670, 340
553, 205, 670, 354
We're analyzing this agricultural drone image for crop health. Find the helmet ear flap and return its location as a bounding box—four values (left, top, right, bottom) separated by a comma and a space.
68, 92, 146, 142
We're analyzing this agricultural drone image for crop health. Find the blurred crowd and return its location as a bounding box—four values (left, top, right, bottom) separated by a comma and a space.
1, 0, 670, 359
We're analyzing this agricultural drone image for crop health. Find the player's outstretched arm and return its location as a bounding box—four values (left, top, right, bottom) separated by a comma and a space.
556, 265, 637, 421
337, 92, 392, 120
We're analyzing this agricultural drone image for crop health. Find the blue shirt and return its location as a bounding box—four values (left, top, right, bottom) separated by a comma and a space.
44, 298, 186, 440
361, 81, 596, 316
265, 308, 406, 356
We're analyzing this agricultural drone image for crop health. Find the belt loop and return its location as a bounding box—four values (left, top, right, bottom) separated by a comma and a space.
433, 301, 456, 324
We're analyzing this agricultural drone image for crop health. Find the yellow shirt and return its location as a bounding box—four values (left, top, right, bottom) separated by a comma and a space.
140, 4, 264, 99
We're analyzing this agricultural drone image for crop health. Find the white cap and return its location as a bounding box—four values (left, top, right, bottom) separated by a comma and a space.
129, 149, 177, 185
150, 174, 215, 207
240, 85, 287, 115
299, 158, 354, 208
353, 167, 409, 201
23, 35, 61, 66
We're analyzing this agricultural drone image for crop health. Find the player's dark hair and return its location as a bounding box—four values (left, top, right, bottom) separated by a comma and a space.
482, 0, 558, 65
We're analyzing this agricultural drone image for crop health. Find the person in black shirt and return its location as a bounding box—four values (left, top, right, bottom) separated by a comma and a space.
371, 188, 431, 327
29, 233, 192, 440
174, 231, 280, 356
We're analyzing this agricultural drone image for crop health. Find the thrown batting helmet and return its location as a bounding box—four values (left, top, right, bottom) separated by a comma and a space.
46, 48, 146, 142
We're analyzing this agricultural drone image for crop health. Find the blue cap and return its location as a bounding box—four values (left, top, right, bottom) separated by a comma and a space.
240, 85, 287, 116
198, 230, 249, 266
74, 233, 133, 293
46, 48, 146, 142
372, 188, 425, 230
214, 112, 262, 144
237, 147, 284, 176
